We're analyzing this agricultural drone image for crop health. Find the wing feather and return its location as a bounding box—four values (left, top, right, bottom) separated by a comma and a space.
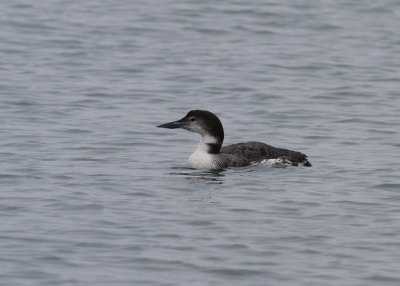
220, 141, 311, 166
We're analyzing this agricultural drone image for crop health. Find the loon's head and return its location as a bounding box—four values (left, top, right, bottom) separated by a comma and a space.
157, 110, 224, 153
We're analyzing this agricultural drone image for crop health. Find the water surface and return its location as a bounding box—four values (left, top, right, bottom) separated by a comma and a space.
1, 1, 400, 285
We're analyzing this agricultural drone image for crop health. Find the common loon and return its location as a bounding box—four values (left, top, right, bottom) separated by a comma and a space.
157, 110, 311, 170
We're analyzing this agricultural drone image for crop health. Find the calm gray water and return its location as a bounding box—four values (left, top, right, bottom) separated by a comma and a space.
1, 0, 400, 285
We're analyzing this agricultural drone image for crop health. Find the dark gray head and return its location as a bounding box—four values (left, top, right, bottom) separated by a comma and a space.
157, 110, 224, 152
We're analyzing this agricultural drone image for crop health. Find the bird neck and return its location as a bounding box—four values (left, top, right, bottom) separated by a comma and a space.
199, 134, 222, 154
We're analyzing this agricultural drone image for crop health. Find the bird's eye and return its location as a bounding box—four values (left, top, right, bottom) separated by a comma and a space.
190, 117, 196, 122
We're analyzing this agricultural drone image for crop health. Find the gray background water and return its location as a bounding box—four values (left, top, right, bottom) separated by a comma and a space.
1, 1, 400, 285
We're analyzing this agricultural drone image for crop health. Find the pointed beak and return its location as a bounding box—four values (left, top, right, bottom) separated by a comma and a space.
156, 120, 185, 129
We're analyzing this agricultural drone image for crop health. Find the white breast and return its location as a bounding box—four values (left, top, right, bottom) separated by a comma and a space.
188, 139, 215, 170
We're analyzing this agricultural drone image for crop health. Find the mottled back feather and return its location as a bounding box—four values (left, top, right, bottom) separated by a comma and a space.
220, 141, 311, 166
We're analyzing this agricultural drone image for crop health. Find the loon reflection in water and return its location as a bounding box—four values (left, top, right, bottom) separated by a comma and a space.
157, 110, 311, 170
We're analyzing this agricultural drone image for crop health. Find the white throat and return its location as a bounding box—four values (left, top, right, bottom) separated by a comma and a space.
188, 135, 218, 170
